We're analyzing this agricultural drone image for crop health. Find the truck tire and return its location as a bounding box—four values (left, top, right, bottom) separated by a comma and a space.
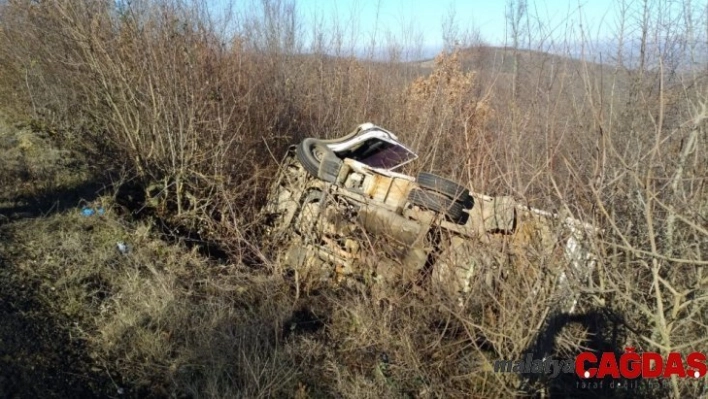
408, 188, 465, 222
296, 138, 341, 183
417, 172, 471, 204
319, 153, 343, 182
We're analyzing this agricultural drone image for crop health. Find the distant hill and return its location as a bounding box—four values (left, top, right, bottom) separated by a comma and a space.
409, 45, 633, 113
415, 45, 616, 77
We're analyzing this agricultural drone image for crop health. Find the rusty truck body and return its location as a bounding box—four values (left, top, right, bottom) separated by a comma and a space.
263, 123, 598, 312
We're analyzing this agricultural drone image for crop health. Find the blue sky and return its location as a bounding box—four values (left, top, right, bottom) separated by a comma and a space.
293, 0, 618, 52
212, 0, 708, 63
214, 0, 654, 60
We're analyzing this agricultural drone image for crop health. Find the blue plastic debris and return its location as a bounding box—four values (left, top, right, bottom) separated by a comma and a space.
81, 206, 105, 217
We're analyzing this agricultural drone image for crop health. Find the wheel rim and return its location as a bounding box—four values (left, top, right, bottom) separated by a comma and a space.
313, 146, 326, 162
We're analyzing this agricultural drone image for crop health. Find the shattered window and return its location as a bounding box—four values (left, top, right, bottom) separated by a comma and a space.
334, 138, 416, 170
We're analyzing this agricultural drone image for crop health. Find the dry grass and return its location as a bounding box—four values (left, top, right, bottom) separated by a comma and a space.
1, 199, 302, 397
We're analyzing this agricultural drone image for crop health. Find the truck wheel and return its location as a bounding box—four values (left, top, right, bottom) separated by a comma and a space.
408, 188, 465, 222
319, 153, 343, 182
417, 172, 471, 204
296, 138, 341, 183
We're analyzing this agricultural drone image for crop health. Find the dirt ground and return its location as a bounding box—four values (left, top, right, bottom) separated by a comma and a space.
0, 257, 118, 398
0, 116, 136, 398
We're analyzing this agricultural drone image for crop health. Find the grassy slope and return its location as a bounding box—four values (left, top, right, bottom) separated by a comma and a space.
0, 112, 507, 398
0, 114, 406, 398
0, 117, 119, 397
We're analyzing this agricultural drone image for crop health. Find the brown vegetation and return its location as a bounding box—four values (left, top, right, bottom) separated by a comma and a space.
0, 0, 706, 397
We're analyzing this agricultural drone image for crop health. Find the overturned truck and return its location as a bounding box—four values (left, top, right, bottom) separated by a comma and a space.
263, 123, 598, 313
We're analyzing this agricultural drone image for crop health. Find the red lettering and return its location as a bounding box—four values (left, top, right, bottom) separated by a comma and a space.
642, 352, 663, 378
576, 352, 597, 378
687, 352, 707, 378
619, 347, 641, 379
597, 352, 621, 378
663, 353, 687, 378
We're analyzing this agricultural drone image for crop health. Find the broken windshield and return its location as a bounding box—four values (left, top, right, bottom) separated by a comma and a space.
333, 137, 417, 170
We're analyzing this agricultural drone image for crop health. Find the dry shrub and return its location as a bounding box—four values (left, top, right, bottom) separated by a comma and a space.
0, 0, 429, 256
582, 87, 708, 397
464, 6, 708, 397
0, 1, 309, 250
401, 51, 494, 186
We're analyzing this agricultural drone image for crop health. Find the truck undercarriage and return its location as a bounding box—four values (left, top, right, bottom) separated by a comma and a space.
262, 123, 598, 314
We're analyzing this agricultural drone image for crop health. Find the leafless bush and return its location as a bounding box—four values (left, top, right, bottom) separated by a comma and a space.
402, 51, 494, 185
